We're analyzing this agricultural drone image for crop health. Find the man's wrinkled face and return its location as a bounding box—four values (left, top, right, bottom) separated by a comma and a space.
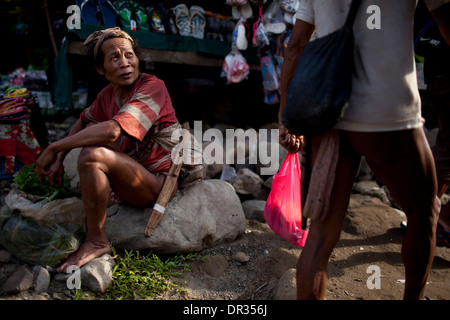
97, 37, 139, 89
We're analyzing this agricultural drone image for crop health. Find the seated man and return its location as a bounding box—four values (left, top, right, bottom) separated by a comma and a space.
36, 27, 179, 272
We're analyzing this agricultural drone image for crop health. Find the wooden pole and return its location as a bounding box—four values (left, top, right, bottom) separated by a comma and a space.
44, 0, 58, 56
145, 122, 191, 237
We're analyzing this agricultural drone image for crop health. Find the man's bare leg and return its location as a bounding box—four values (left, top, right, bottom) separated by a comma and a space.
296, 132, 361, 299
347, 128, 439, 300
57, 146, 169, 272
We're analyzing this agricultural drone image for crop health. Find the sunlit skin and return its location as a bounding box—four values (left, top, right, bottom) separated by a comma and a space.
279, 19, 439, 300
35, 37, 176, 272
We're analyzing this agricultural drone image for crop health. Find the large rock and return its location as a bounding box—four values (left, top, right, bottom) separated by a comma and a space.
105, 179, 246, 254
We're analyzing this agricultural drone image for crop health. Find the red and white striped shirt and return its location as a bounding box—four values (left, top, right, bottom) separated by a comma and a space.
80, 73, 178, 173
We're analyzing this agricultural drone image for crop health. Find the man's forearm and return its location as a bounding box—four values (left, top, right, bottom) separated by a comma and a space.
48, 120, 122, 155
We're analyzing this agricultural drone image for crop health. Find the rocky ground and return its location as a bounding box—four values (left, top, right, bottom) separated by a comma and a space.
0, 123, 448, 301
0, 181, 449, 301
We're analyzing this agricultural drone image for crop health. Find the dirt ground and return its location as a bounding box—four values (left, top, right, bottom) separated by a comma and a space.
0, 193, 449, 301
166, 193, 450, 301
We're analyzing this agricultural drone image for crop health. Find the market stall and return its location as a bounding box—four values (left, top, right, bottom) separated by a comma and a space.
50, 0, 298, 112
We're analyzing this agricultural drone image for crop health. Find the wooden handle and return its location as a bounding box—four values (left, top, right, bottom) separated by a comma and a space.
145, 122, 190, 237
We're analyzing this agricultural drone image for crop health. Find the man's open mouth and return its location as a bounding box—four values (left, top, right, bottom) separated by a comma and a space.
120, 72, 133, 79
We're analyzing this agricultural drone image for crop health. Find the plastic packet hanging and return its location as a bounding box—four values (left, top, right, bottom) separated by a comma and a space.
222, 50, 250, 84
260, 55, 279, 92
264, 153, 308, 246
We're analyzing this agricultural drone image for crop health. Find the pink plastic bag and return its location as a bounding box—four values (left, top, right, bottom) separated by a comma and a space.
264, 153, 308, 246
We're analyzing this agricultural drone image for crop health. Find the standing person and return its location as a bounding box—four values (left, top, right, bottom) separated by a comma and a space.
419, 3, 450, 248
279, 0, 449, 300
35, 27, 180, 272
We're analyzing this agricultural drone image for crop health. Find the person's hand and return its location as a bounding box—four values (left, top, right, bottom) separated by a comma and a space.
279, 123, 303, 154
35, 147, 58, 181
47, 159, 65, 187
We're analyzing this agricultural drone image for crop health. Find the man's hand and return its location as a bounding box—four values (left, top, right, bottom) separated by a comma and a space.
279, 123, 303, 154
35, 147, 58, 180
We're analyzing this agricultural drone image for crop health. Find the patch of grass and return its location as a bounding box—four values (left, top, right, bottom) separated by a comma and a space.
105, 248, 205, 300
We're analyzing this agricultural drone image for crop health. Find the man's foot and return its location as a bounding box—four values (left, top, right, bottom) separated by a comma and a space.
57, 239, 112, 273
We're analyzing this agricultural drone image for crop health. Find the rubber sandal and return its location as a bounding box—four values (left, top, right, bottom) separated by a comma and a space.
240, 2, 253, 19
165, 7, 178, 35
265, 20, 287, 35
190, 5, 206, 39
147, 4, 166, 33
98, 0, 117, 27
134, 2, 149, 31
228, 0, 249, 5
5, 88, 29, 98
436, 225, 450, 248
232, 19, 248, 50
77, 0, 99, 25
280, 0, 299, 13
173, 4, 191, 36
114, 0, 134, 29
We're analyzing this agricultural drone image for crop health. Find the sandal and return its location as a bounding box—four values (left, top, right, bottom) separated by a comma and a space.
114, 0, 134, 29
134, 2, 149, 31
147, 3, 166, 33
77, 0, 99, 25
190, 5, 206, 39
280, 0, 299, 13
98, 0, 117, 27
436, 224, 450, 248
5, 88, 29, 98
173, 4, 191, 36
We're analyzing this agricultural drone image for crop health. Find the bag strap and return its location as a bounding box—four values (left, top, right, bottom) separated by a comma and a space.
345, 0, 362, 28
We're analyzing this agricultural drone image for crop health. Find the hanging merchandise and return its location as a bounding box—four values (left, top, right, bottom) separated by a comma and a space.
226, 0, 253, 20
252, 1, 269, 46
173, 3, 191, 36
232, 19, 249, 51
76, 0, 117, 27
190, 5, 206, 39
0, 87, 42, 178
260, 55, 279, 92
114, 0, 149, 31
146, 2, 166, 33
172, 3, 206, 39
263, 0, 287, 35
280, 0, 299, 13
222, 49, 250, 84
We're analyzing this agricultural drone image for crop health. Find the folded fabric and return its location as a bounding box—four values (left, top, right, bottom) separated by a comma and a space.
303, 130, 340, 222
0, 122, 42, 174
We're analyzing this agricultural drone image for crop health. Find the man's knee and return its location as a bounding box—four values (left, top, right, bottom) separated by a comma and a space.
78, 146, 110, 168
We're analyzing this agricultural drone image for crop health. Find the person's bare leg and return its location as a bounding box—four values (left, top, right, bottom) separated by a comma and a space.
437, 182, 450, 226
57, 146, 172, 272
348, 128, 439, 300
296, 132, 361, 299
